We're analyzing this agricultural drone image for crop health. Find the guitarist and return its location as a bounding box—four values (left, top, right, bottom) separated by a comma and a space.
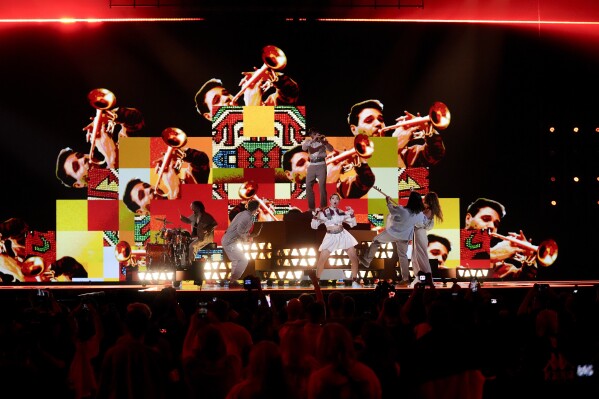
180, 200, 218, 265
221, 200, 263, 288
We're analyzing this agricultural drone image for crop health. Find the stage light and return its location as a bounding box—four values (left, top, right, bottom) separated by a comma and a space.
551, 200, 557, 206
573, 127, 579, 133
550, 176, 556, 182
457, 268, 489, 279
137, 269, 174, 284
573, 176, 580, 182
549, 127, 555, 133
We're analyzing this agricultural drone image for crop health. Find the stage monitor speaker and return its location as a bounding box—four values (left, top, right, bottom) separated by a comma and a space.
190, 259, 205, 286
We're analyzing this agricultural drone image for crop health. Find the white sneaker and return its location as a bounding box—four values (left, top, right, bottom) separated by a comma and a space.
351, 281, 362, 289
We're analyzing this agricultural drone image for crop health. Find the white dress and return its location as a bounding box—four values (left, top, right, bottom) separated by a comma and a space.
311, 207, 358, 252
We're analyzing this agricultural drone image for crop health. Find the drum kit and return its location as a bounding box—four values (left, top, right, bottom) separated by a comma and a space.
146, 217, 192, 270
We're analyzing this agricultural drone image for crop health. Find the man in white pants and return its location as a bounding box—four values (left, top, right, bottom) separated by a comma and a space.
359, 191, 431, 286
221, 200, 261, 288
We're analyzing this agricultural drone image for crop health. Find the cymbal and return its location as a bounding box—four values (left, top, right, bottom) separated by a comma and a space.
155, 217, 173, 224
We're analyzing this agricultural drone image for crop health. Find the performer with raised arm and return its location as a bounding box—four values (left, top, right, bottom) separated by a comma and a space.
221, 199, 262, 288
302, 128, 334, 214
311, 193, 362, 288
359, 191, 432, 286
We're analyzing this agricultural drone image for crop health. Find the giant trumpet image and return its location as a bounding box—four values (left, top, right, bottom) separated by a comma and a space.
379, 101, 451, 138
490, 232, 558, 267
325, 134, 374, 171
231, 45, 287, 104
115, 240, 132, 264
86, 88, 117, 165
153, 127, 188, 193
239, 180, 278, 221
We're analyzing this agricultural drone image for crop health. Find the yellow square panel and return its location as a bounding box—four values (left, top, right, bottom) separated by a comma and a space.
243, 106, 275, 137
119, 137, 151, 168
56, 230, 104, 278
438, 197, 461, 229
369, 137, 399, 167
119, 201, 136, 231
56, 200, 87, 231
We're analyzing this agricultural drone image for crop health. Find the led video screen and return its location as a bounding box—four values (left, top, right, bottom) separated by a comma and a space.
0, 20, 596, 283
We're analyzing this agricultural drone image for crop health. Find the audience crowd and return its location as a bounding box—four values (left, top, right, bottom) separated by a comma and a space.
0, 279, 597, 399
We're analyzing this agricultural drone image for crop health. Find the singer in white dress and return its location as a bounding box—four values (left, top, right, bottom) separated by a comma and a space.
311, 193, 361, 287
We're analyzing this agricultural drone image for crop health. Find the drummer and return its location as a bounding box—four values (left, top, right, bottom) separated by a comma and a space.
180, 200, 218, 264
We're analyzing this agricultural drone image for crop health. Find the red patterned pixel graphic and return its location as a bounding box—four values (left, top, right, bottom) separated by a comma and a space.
460, 229, 491, 269
26, 230, 57, 268
87, 168, 119, 200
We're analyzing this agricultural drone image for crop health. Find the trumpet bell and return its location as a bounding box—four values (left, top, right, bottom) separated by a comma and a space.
115, 241, 132, 263
354, 134, 375, 159
22, 256, 45, 277
429, 102, 451, 130
537, 239, 558, 267
161, 127, 188, 148
239, 181, 258, 200
88, 88, 116, 110
262, 45, 287, 71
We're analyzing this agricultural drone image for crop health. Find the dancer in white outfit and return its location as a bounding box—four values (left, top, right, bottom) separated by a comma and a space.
311, 193, 362, 288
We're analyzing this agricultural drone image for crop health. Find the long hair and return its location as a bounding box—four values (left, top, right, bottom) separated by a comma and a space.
424, 192, 444, 223
405, 191, 425, 214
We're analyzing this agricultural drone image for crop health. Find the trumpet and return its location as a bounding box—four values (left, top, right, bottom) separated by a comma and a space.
490, 232, 558, 267
20, 256, 46, 278
379, 101, 451, 138
153, 127, 188, 193
87, 88, 117, 165
238, 180, 278, 221
115, 240, 132, 264
231, 45, 287, 104
325, 134, 374, 171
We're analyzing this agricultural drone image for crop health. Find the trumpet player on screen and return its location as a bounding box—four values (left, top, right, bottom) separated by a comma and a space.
281, 139, 375, 202
347, 99, 446, 168
55, 102, 144, 189
195, 75, 299, 122
122, 147, 210, 215
194, 46, 299, 124
464, 197, 541, 279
